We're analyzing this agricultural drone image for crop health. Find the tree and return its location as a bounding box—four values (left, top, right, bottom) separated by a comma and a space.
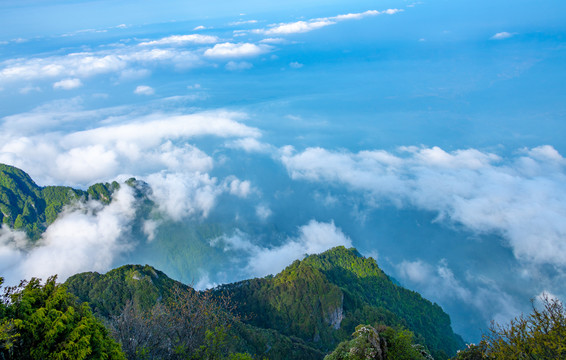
484, 294, 566, 359
453, 294, 566, 359
0, 276, 125, 360
452, 342, 487, 360
109, 284, 240, 360
324, 324, 432, 360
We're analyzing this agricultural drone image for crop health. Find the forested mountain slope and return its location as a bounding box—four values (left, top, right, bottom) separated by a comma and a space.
0, 164, 464, 358
65, 264, 324, 360
0, 163, 121, 240
215, 246, 464, 359
66, 248, 464, 359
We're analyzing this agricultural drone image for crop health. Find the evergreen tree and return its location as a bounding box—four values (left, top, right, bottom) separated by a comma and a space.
0, 276, 125, 360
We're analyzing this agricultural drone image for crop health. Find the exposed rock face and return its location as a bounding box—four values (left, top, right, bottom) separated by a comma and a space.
325, 294, 344, 330
351, 325, 386, 360
325, 325, 387, 360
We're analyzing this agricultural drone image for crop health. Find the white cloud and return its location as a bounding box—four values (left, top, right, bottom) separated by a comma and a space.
0, 227, 27, 278
0, 47, 203, 87
229, 20, 258, 26
204, 42, 271, 58
134, 85, 155, 95
224, 177, 252, 198
60, 111, 260, 152
138, 34, 219, 46
193, 25, 206, 31
56, 145, 120, 184
535, 291, 561, 305
262, 20, 334, 35
146, 171, 221, 220
250, 220, 352, 276
142, 219, 159, 242
53, 78, 82, 90
212, 220, 352, 277
0, 187, 137, 284
397, 258, 522, 327
0, 106, 263, 222
289, 61, 303, 69
255, 204, 272, 220
225, 61, 253, 71
281, 145, 566, 268
19, 85, 41, 94
119, 68, 151, 81
491, 32, 514, 40
0, 105, 261, 187
226, 137, 273, 154
259, 38, 287, 44
255, 8, 402, 35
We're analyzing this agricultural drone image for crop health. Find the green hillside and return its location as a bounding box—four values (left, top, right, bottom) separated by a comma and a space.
66, 248, 464, 359
0, 163, 131, 240
65, 264, 324, 360
215, 246, 464, 359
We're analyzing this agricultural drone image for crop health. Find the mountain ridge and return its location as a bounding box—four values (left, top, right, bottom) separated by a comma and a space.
66, 246, 464, 359
0, 163, 122, 240
0, 163, 465, 358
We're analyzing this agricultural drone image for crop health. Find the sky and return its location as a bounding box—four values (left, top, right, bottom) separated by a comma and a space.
1, 0, 566, 342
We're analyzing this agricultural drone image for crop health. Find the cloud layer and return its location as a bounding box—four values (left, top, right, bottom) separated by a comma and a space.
0, 186, 137, 284
281, 145, 566, 268
0, 106, 259, 186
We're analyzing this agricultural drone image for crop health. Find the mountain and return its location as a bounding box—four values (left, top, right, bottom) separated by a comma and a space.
65, 248, 464, 359
0, 163, 121, 240
1, 164, 465, 358
214, 246, 464, 359
65, 264, 324, 360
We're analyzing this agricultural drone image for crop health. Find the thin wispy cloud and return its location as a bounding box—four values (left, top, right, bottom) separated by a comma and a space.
53, 78, 82, 90
225, 61, 253, 71
138, 34, 219, 46
134, 85, 155, 95
204, 42, 271, 58
491, 32, 514, 40
0, 47, 202, 86
397, 258, 522, 327
229, 20, 258, 26
259, 38, 287, 44
253, 8, 402, 35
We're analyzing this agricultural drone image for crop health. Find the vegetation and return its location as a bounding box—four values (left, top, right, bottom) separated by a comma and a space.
0, 165, 465, 358
65, 265, 324, 360
215, 246, 464, 358
0, 276, 125, 360
453, 295, 566, 360
0, 163, 125, 241
324, 324, 434, 360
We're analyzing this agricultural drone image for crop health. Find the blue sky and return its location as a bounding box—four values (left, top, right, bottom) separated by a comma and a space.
1, 0, 566, 342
